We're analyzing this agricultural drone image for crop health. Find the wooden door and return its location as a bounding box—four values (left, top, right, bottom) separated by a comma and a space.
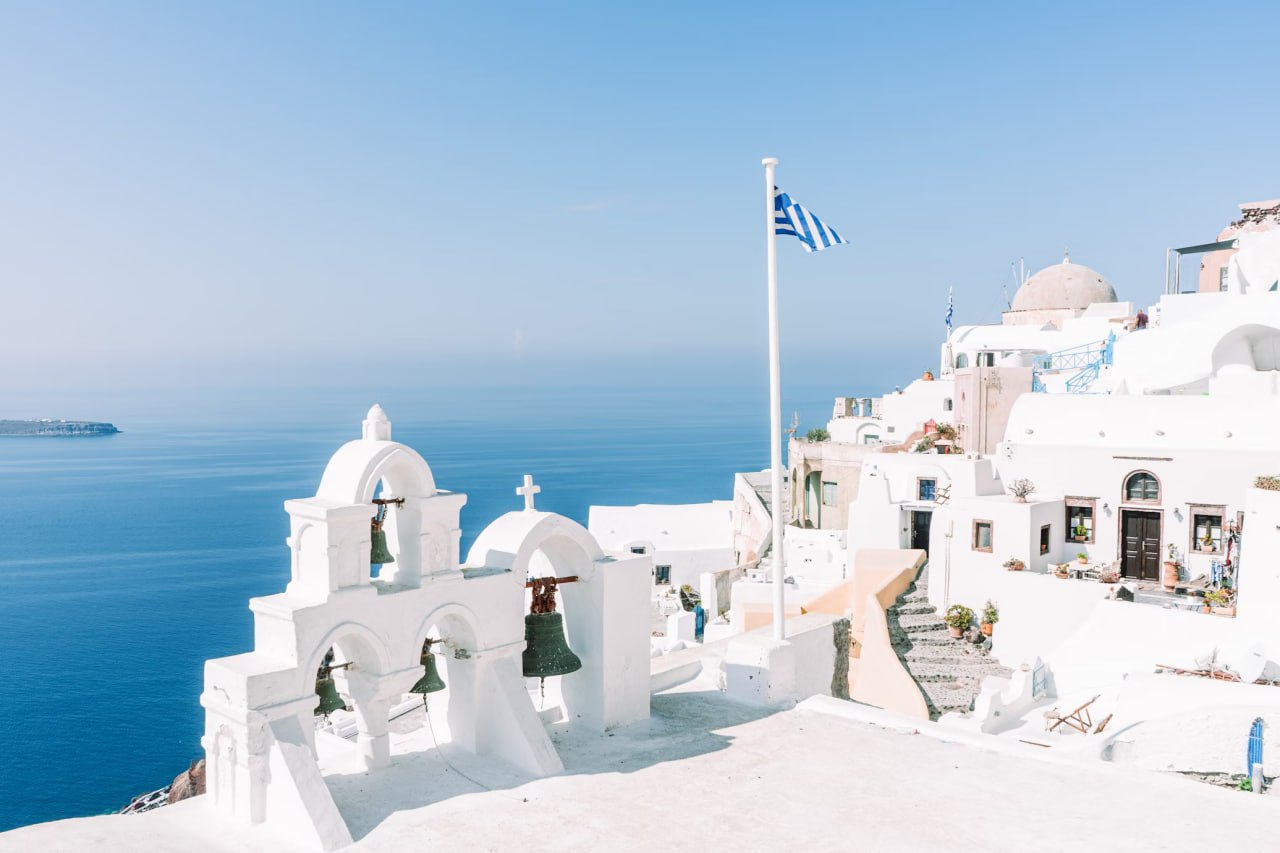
1122, 510, 1161, 580
911, 511, 932, 556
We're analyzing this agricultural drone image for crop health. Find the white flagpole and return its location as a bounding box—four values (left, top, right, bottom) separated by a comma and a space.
762, 156, 785, 641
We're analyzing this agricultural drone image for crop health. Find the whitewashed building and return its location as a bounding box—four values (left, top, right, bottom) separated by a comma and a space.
588, 500, 735, 589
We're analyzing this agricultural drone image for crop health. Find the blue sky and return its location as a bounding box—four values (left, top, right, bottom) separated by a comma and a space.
3, 1, 1279, 393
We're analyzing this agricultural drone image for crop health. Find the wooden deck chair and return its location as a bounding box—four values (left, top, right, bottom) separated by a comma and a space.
1046, 695, 1099, 734
1093, 713, 1113, 734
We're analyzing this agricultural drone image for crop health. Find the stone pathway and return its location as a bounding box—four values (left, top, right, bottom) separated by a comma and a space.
886, 564, 1012, 720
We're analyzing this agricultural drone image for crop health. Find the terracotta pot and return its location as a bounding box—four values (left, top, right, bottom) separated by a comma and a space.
1162, 561, 1179, 591
1007, 562, 1024, 572
1203, 605, 1212, 614
1077, 557, 1088, 564
947, 626, 963, 639
980, 623, 993, 637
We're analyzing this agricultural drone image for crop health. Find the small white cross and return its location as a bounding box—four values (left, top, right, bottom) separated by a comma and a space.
516, 474, 541, 511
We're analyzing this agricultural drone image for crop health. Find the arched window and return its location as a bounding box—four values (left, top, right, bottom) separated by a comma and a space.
943, 398, 953, 412
1124, 472, 1159, 503
955, 354, 969, 369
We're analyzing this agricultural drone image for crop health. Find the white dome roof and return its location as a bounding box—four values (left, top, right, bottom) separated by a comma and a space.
1010, 259, 1116, 312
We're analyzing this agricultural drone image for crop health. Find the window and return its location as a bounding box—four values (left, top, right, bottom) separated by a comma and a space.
1124, 472, 1159, 503
918, 478, 937, 501
1220, 266, 1229, 292
863, 433, 880, 445
943, 398, 953, 412
1190, 505, 1225, 554
1065, 497, 1096, 543
977, 352, 995, 367
955, 353, 969, 369
972, 519, 993, 552
630, 546, 647, 555
1039, 524, 1051, 555
821, 481, 837, 506
887, 425, 896, 434
654, 565, 671, 585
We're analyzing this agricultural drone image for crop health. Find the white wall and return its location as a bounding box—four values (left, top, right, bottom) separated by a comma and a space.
784, 527, 848, 586
589, 501, 735, 590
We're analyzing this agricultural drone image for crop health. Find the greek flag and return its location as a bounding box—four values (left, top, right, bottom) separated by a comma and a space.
945, 287, 954, 332
774, 186, 848, 253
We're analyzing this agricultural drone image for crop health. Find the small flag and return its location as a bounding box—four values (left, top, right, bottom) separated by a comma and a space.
774, 186, 848, 253
945, 287, 954, 332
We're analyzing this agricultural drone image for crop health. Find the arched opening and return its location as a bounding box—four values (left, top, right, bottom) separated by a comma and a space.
523, 536, 594, 712
1124, 471, 1160, 503
398, 606, 484, 755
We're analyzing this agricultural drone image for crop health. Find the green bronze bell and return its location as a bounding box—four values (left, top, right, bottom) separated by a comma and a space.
521, 612, 582, 679
370, 528, 395, 565
314, 673, 347, 718
410, 651, 446, 696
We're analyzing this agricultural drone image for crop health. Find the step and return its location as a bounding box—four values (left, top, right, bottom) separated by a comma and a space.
891, 613, 948, 631
902, 661, 990, 679
892, 601, 936, 616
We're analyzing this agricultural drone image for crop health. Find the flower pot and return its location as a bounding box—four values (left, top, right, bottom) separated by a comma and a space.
1212, 606, 1236, 617
980, 623, 993, 637
947, 626, 963, 639
1077, 557, 1088, 565
1074, 535, 1087, 543
1203, 605, 1212, 614
1055, 568, 1070, 579
1006, 561, 1025, 572
1162, 561, 1179, 591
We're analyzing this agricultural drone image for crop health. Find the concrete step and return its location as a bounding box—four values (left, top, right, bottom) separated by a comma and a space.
902, 660, 991, 679
892, 614, 948, 631
892, 601, 936, 616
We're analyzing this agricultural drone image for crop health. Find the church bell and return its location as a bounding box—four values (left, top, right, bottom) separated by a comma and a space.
314, 672, 347, 718
521, 611, 582, 679
410, 645, 446, 696
370, 500, 395, 565
369, 528, 395, 565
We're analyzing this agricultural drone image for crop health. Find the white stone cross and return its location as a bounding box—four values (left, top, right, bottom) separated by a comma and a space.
516, 474, 541, 511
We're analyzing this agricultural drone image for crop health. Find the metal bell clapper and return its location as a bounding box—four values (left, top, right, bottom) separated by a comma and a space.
522, 577, 582, 700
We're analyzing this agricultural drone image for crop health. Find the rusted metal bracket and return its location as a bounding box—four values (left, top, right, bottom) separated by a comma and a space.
525, 575, 579, 614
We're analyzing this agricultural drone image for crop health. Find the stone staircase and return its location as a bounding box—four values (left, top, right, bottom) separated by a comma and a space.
886, 565, 1012, 720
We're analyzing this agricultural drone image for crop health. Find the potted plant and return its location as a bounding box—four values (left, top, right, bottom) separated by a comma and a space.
1008, 478, 1036, 503
1076, 551, 1088, 565
1205, 588, 1235, 616
944, 604, 973, 639
1098, 567, 1120, 584
1163, 543, 1181, 591
1054, 563, 1071, 579
980, 600, 999, 637
1072, 523, 1088, 543
1003, 556, 1025, 572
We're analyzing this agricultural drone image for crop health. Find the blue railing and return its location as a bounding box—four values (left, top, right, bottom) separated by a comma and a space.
1033, 333, 1115, 394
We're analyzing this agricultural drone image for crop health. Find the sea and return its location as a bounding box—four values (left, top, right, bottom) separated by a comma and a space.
0, 382, 841, 832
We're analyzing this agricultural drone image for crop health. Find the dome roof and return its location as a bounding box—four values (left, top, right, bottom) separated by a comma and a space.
1009, 259, 1116, 313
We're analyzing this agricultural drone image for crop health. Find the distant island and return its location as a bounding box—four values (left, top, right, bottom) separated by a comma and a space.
0, 419, 120, 437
